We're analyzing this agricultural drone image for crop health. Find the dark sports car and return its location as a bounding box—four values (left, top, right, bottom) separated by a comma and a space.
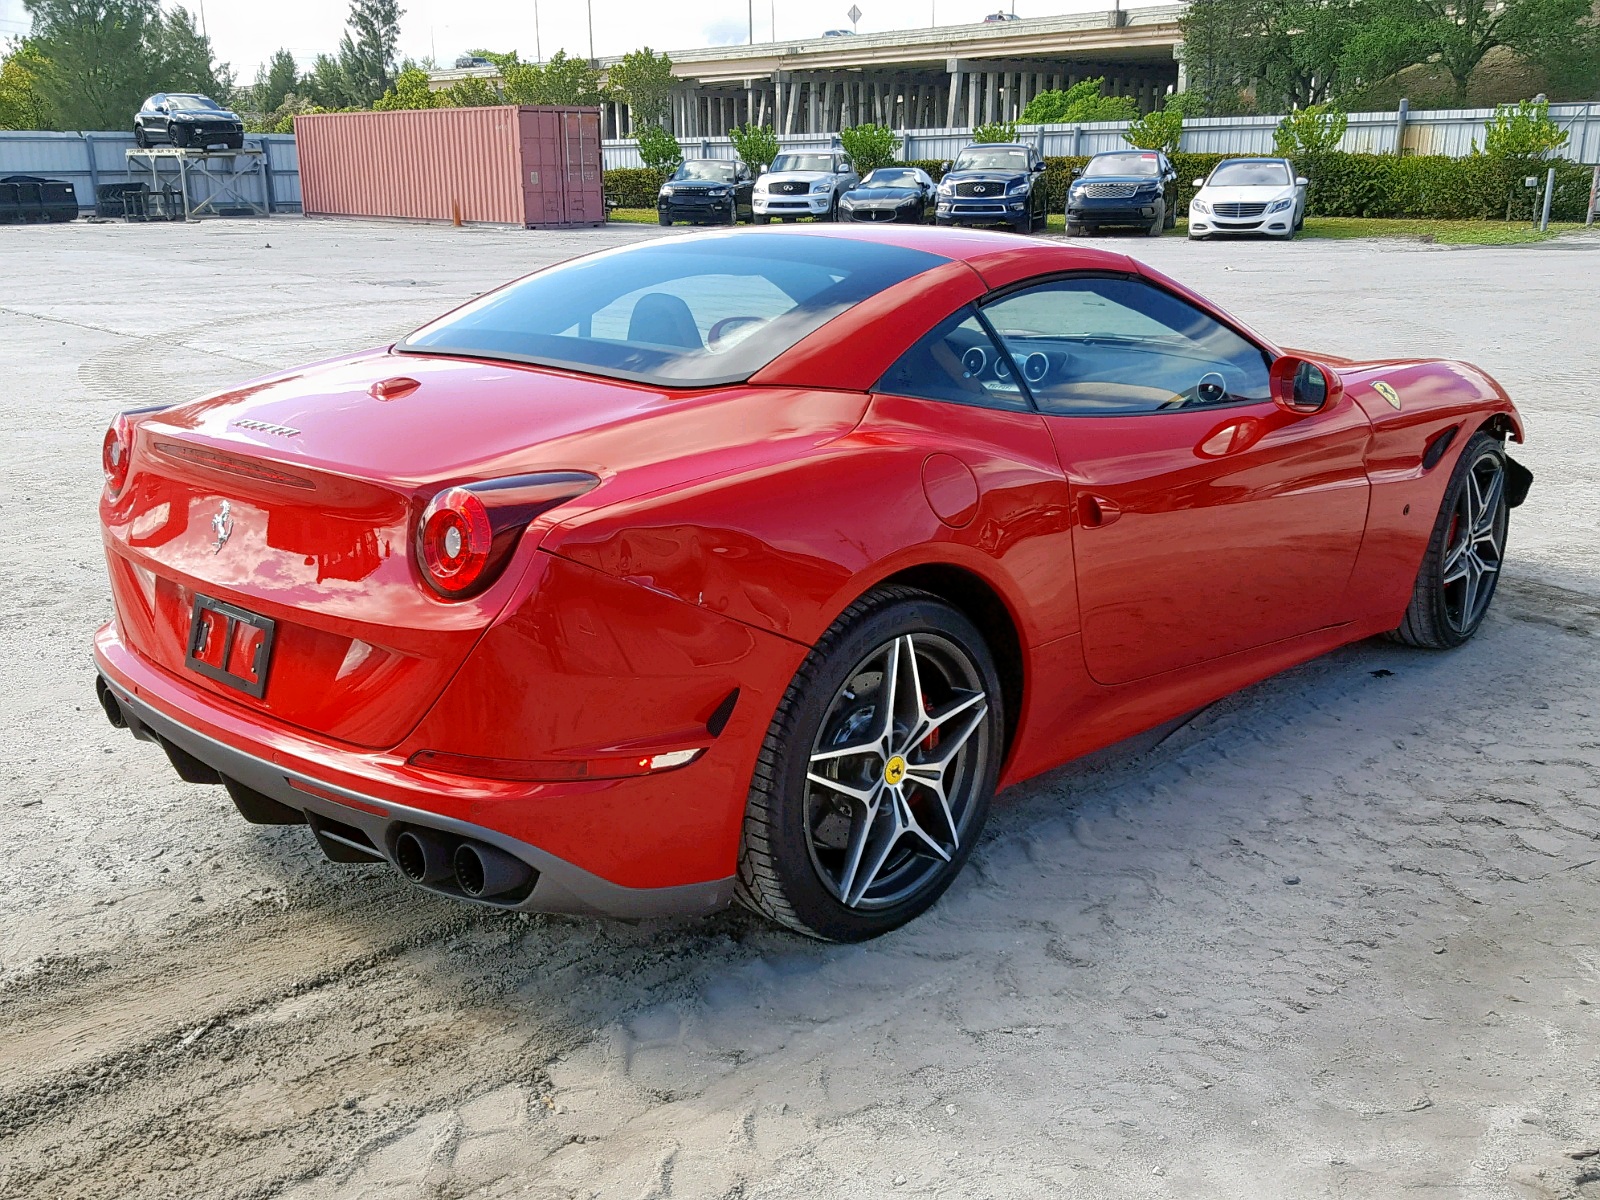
838, 167, 936, 224
94, 226, 1530, 943
134, 93, 245, 150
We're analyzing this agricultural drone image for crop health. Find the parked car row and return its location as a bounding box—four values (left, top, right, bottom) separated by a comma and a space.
657, 145, 1311, 241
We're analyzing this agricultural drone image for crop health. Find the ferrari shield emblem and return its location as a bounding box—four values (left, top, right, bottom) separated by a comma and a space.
1373, 381, 1402, 410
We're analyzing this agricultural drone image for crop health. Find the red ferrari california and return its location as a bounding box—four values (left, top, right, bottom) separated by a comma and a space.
94, 226, 1531, 941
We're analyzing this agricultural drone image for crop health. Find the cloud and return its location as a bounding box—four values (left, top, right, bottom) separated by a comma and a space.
702, 16, 750, 45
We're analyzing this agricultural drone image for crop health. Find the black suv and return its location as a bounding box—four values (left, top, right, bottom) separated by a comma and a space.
134, 94, 245, 150
934, 142, 1049, 234
658, 159, 755, 226
1064, 149, 1178, 237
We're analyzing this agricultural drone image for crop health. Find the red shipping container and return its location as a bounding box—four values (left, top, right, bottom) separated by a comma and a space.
295, 106, 604, 229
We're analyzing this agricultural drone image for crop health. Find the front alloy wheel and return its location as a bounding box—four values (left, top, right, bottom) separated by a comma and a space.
1390, 431, 1509, 649
737, 587, 1002, 940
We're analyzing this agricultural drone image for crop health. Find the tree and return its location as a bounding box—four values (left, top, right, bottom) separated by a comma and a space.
337, 0, 402, 107
441, 76, 501, 106
374, 65, 440, 110
971, 119, 1018, 143
152, 6, 231, 99
729, 123, 778, 170
24, 0, 160, 129
635, 122, 681, 170
303, 53, 351, 108
1274, 103, 1348, 157
252, 49, 299, 117
1482, 97, 1568, 158
1406, 0, 1595, 102
1021, 78, 1139, 123
839, 123, 901, 172
1124, 104, 1183, 154
1180, 0, 1367, 112
0, 41, 52, 129
608, 47, 674, 130
502, 50, 604, 105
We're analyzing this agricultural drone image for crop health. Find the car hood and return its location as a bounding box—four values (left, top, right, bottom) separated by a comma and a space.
943, 170, 1027, 186
1074, 174, 1163, 186
760, 171, 837, 185
1197, 184, 1297, 203
844, 185, 922, 201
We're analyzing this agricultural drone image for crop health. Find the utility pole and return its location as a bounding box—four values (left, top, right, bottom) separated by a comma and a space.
587, 0, 596, 64
534, 0, 542, 63
749, 0, 754, 44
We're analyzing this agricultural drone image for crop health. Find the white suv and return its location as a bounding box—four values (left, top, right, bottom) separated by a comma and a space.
754, 151, 860, 223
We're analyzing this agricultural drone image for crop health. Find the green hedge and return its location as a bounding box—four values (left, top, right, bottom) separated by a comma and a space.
602, 152, 1593, 222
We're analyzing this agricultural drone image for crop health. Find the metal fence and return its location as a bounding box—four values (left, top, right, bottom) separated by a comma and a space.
600, 102, 1600, 168
0, 131, 301, 212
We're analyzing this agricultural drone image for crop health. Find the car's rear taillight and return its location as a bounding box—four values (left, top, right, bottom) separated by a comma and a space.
102, 413, 132, 497
416, 472, 599, 599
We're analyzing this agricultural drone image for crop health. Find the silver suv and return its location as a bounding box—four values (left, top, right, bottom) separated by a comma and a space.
754, 151, 860, 222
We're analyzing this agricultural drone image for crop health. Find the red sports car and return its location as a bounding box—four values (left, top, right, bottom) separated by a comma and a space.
94, 227, 1531, 941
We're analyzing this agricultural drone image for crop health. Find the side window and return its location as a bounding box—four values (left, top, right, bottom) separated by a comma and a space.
981, 276, 1271, 415
875, 306, 1030, 412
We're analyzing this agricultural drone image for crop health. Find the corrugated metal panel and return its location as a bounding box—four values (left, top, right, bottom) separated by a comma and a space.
0, 131, 299, 211
599, 105, 1600, 168
296, 106, 604, 227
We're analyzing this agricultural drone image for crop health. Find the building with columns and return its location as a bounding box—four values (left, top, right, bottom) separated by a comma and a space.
427, 5, 1187, 140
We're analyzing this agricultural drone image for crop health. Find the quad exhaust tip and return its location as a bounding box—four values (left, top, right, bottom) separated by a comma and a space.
394, 828, 454, 884
453, 840, 533, 899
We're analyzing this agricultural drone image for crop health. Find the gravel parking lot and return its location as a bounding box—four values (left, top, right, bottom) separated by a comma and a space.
2, 216, 1598, 1200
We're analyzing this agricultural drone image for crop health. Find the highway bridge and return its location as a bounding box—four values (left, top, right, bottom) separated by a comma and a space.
427, 4, 1187, 139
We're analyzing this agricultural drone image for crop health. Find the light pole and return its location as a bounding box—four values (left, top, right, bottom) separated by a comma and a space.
587, 0, 595, 64
749, 0, 754, 44
534, 0, 542, 62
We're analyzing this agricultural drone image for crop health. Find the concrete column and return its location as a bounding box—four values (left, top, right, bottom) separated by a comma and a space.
946, 65, 963, 129
1174, 44, 1188, 95
966, 73, 978, 128
985, 72, 998, 124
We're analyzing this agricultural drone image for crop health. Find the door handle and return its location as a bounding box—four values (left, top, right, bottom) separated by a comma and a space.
1079, 494, 1121, 528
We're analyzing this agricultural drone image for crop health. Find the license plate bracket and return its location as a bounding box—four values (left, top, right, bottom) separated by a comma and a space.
185, 595, 276, 698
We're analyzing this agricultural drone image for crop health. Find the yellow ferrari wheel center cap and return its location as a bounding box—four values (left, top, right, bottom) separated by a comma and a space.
884, 755, 907, 786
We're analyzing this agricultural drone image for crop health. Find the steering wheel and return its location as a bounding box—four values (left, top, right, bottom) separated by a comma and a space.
706, 316, 763, 352
1159, 371, 1231, 410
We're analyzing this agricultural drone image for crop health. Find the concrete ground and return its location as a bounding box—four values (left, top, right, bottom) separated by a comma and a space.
1, 216, 1598, 1200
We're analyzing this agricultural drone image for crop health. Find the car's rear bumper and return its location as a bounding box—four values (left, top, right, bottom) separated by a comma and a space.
93, 624, 738, 919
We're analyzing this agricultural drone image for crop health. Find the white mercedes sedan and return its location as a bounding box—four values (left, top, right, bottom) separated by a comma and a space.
1188, 158, 1309, 240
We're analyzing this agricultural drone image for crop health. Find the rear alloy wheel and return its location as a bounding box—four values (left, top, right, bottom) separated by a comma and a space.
134, 126, 149, 149
1389, 431, 1510, 649
736, 587, 1003, 941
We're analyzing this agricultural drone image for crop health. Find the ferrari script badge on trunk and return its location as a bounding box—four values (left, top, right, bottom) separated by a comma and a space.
210, 500, 233, 553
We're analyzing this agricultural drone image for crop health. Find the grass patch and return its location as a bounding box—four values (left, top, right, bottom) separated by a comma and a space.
608, 208, 662, 224
1298, 217, 1587, 244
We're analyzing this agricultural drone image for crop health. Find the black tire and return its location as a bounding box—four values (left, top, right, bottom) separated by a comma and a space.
1146, 203, 1165, 236
1388, 431, 1510, 650
826, 195, 840, 222
170, 125, 190, 149
1065, 219, 1087, 237
134, 126, 148, 149
658, 213, 672, 226
753, 213, 769, 224
736, 586, 1004, 941
1164, 199, 1178, 230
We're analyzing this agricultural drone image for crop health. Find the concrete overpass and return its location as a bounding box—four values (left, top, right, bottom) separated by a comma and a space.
427, 4, 1187, 140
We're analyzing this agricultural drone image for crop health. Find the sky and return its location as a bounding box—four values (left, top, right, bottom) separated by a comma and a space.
0, 0, 1169, 82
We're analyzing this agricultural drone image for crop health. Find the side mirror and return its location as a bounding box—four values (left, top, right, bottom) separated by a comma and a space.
1270, 356, 1341, 415
1070, 166, 1083, 177
940, 159, 951, 171
1192, 178, 1205, 188
1031, 160, 1045, 172
1295, 176, 1309, 187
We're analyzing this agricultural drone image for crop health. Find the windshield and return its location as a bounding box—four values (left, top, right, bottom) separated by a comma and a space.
861, 169, 918, 188
1209, 160, 1292, 187
770, 154, 836, 174
952, 147, 1029, 172
1084, 152, 1161, 178
672, 161, 737, 182
398, 234, 946, 387
167, 95, 222, 111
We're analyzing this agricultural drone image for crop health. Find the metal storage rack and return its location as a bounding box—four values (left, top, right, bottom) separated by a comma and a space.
123, 147, 270, 219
